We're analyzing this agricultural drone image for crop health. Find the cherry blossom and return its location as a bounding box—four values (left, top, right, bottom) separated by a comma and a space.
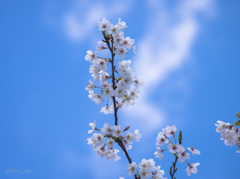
97, 17, 110, 31
215, 114, 240, 153
154, 146, 164, 160
186, 163, 200, 176
101, 123, 112, 135
100, 105, 114, 114
187, 147, 200, 155
85, 50, 98, 63
88, 120, 96, 134
126, 162, 137, 175
112, 125, 123, 138
117, 18, 127, 29
177, 147, 190, 162
165, 125, 177, 137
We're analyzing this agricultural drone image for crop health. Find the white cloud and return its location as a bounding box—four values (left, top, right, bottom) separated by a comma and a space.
55, 147, 124, 178
122, 0, 215, 133
62, 0, 134, 41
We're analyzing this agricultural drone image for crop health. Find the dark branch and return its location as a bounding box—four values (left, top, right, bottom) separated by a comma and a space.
103, 32, 139, 179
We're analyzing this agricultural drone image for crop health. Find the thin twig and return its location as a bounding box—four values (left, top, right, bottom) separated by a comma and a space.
103, 33, 139, 179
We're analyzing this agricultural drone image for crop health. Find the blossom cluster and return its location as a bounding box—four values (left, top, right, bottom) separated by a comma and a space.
215, 113, 240, 153
125, 159, 167, 179
84, 17, 202, 179
87, 121, 142, 160
85, 17, 143, 112
154, 125, 200, 176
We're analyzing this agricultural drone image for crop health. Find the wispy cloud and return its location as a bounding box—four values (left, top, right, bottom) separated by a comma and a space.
62, 0, 134, 41
55, 147, 124, 178
122, 0, 215, 133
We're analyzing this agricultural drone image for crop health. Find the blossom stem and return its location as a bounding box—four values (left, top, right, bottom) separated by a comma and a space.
174, 135, 176, 144
103, 33, 139, 179
104, 35, 119, 125
170, 154, 178, 179
117, 139, 139, 179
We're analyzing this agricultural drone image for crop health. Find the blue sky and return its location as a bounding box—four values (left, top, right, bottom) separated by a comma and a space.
0, 0, 239, 178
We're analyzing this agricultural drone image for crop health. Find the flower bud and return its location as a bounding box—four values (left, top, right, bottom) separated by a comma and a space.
123, 126, 130, 132
107, 34, 112, 39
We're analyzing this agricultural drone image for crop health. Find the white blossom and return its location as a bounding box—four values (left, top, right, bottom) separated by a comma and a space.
129, 88, 140, 100
114, 88, 126, 98
88, 92, 104, 105
156, 132, 168, 146
165, 125, 177, 137
139, 169, 152, 179
85, 79, 95, 92
177, 146, 190, 162
131, 45, 136, 54
122, 37, 135, 49
106, 138, 114, 148
101, 123, 112, 135
138, 159, 155, 171
167, 143, 181, 153
96, 59, 107, 72
101, 81, 110, 88
103, 86, 114, 98
97, 41, 104, 51
117, 102, 123, 108
127, 162, 137, 175
118, 18, 127, 29
94, 146, 106, 157
100, 105, 114, 114
154, 146, 164, 160
125, 132, 134, 144
117, 79, 127, 90
85, 50, 98, 63
186, 163, 200, 176
97, 17, 110, 31
124, 142, 132, 151
187, 147, 200, 155
215, 120, 230, 133
115, 46, 128, 59
122, 76, 134, 87
89, 64, 100, 80
106, 149, 121, 161
88, 120, 96, 134
133, 76, 143, 88
133, 129, 142, 142
118, 60, 131, 70
147, 159, 157, 171
112, 125, 122, 138
113, 31, 124, 46
122, 94, 135, 107
87, 133, 104, 148
153, 165, 167, 179
108, 24, 121, 35
99, 71, 109, 84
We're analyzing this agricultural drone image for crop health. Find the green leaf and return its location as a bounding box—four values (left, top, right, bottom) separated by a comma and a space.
235, 112, 240, 119
235, 120, 240, 126
102, 31, 106, 38
170, 166, 173, 175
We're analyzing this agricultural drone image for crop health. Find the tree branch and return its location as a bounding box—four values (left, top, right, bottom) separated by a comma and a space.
103, 33, 139, 179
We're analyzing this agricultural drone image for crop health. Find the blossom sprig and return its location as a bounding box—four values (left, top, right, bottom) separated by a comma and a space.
85, 17, 144, 179
154, 125, 200, 178
85, 17, 143, 115
125, 159, 167, 179
215, 112, 240, 153
87, 121, 142, 161
84, 17, 204, 179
